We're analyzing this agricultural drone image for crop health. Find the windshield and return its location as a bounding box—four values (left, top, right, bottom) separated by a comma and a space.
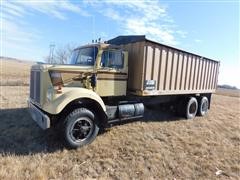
69, 47, 98, 66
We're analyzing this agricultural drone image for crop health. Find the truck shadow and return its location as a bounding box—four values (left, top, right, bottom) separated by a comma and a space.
0, 108, 65, 155
0, 105, 182, 156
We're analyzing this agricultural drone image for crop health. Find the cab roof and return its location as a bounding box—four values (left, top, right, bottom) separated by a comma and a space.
74, 43, 121, 51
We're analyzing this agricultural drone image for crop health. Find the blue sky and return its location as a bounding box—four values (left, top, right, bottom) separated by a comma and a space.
1, 0, 239, 87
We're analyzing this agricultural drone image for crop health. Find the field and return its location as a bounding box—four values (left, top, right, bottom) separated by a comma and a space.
0, 59, 239, 179
0, 58, 33, 86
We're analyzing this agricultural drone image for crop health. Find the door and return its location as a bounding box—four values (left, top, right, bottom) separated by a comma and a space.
96, 50, 128, 96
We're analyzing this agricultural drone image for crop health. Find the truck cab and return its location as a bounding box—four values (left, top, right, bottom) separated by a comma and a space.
50, 43, 128, 96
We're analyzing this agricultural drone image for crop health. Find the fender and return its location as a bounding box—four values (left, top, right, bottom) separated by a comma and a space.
42, 87, 106, 114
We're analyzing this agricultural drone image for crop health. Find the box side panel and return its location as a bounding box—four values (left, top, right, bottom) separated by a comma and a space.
197, 57, 203, 90
144, 45, 154, 80
181, 54, 188, 90
209, 61, 215, 89
122, 40, 219, 96
175, 52, 183, 90
170, 51, 178, 91
184, 54, 191, 90
189, 55, 195, 90
159, 47, 167, 90
207, 61, 213, 90
214, 62, 220, 89
121, 42, 145, 91
153, 48, 160, 85
193, 57, 199, 90
164, 49, 173, 91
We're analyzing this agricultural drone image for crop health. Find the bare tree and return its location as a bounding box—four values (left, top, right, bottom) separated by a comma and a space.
45, 43, 77, 64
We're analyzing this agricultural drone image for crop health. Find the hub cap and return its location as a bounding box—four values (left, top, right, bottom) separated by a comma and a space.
202, 100, 208, 112
69, 117, 94, 142
189, 103, 197, 114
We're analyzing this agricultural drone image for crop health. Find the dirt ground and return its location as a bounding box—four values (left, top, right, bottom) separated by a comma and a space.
0, 60, 239, 179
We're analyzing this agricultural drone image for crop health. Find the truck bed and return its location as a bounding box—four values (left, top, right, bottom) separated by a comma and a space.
108, 35, 220, 96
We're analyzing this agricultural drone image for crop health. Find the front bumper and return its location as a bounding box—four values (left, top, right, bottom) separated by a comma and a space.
28, 99, 50, 130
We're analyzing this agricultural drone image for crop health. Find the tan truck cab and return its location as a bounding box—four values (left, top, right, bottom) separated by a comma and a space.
28, 42, 142, 148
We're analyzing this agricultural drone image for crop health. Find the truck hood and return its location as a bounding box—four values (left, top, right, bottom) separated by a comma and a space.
31, 64, 94, 73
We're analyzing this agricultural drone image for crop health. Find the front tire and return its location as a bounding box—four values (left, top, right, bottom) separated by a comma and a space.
62, 108, 99, 149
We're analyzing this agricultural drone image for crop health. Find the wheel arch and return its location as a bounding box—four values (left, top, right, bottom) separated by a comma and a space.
51, 97, 108, 128
42, 88, 108, 127
43, 88, 106, 114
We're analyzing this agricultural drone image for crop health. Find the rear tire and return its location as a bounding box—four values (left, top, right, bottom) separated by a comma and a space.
197, 96, 209, 116
185, 97, 198, 119
62, 108, 99, 149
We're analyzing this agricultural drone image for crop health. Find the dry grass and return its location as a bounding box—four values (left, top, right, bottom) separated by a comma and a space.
0, 59, 33, 86
216, 88, 240, 98
0, 60, 239, 179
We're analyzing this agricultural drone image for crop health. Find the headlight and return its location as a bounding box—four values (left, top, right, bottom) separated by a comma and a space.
49, 71, 63, 86
49, 71, 63, 94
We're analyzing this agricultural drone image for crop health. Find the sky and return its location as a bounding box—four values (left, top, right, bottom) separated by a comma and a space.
0, 0, 239, 88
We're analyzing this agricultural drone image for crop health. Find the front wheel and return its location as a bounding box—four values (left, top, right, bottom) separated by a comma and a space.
62, 108, 99, 149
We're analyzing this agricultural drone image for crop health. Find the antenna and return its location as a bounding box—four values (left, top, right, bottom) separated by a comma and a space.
92, 15, 95, 44
49, 43, 55, 63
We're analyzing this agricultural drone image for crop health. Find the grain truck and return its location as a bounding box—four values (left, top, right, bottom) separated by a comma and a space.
28, 35, 220, 148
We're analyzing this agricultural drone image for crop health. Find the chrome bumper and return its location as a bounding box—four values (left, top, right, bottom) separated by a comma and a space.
28, 99, 50, 130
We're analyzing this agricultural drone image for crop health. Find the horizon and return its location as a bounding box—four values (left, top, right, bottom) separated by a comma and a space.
1, 0, 239, 88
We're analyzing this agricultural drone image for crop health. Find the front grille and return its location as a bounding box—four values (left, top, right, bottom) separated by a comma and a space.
30, 70, 41, 104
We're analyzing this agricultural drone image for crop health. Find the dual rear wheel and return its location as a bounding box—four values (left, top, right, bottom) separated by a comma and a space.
184, 96, 209, 119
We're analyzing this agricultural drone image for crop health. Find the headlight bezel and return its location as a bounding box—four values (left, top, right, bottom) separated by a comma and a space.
49, 71, 63, 86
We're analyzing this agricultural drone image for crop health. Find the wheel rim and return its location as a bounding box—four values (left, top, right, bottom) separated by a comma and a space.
202, 100, 208, 113
69, 117, 94, 142
189, 102, 197, 114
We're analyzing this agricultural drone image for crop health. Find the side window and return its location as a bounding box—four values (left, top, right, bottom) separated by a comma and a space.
101, 50, 124, 69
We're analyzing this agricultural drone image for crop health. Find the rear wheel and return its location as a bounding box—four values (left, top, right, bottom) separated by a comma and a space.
198, 96, 209, 116
62, 108, 99, 149
185, 97, 198, 119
